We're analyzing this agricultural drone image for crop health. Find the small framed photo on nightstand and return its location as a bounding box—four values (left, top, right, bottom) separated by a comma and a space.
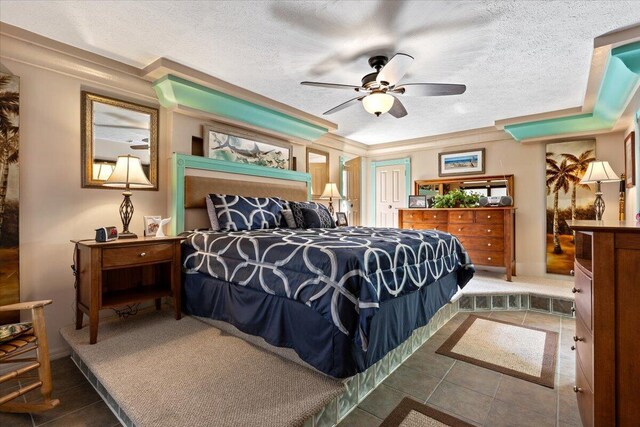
143, 216, 161, 237
408, 195, 427, 208
335, 212, 348, 227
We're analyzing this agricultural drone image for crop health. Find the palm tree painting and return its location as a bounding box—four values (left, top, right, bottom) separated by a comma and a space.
0, 73, 19, 323
546, 140, 596, 275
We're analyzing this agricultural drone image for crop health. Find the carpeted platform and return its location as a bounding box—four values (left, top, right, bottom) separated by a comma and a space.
60, 310, 344, 427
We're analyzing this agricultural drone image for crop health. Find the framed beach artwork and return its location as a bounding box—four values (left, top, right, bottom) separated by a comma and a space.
438, 148, 485, 176
0, 73, 19, 323
545, 140, 596, 275
204, 124, 292, 170
624, 131, 635, 188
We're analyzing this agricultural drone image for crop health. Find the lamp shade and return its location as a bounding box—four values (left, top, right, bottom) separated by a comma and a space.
92, 162, 115, 181
362, 92, 394, 116
579, 161, 620, 184
320, 182, 342, 200
103, 155, 152, 188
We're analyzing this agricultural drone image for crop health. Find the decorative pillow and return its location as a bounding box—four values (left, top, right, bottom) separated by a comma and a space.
281, 209, 298, 229
300, 207, 336, 229
209, 194, 285, 231
288, 201, 333, 228
205, 196, 221, 231
0, 322, 33, 343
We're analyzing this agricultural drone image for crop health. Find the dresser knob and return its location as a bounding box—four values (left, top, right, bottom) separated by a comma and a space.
487, 257, 492, 261
571, 287, 580, 293
573, 386, 582, 393
487, 215, 491, 219
573, 336, 584, 342
140, 252, 146, 257
571, 345, 576, 351
458, 228, 462, 232
570, 270, 575, 276
487, 229, 492, 233
433, 215, 437, 218
487, 243, 492, 247
458, 215, 462, 219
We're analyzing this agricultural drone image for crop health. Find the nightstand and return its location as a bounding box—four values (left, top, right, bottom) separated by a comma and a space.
71, 236, 183, 344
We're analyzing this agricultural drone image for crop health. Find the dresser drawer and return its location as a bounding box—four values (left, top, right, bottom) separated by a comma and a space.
103, 243, 174, 269
448, 223, 504, 238
423, 210, 448, 223
402, 222, 448, 232
402, 210, 424, 222
448, 210, 474, 224
575, 359, 594, 427
474, 210, 504, 224
574, 314, 593, 390
457, 236, 504, 252
466, 250, 504, 266
574, 263, 592, 331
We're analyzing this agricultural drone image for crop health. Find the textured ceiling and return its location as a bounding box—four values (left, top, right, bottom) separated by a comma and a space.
2, 1, 639, 144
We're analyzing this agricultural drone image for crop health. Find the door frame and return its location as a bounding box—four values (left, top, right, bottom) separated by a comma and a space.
339, 156, 365, 221
370, 157, 412, 226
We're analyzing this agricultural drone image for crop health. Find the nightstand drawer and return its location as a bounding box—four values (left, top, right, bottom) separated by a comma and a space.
103, 243, 174, 268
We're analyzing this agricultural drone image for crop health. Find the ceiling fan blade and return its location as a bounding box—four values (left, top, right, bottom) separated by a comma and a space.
323, 96, 365, 115
130, 144, 150, 150
301, 81, 363, 91
394, 83, 466, 96
388, 96, 408, 118
376, 53, 414, 86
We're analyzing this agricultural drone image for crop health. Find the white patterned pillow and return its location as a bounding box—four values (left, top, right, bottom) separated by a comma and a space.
209, 194, 285, 231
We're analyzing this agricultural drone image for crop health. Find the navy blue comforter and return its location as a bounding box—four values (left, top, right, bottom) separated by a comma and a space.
183, 227, 474, 351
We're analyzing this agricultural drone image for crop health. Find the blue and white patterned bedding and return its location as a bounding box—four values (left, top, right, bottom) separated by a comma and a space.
183, 226, 474, 351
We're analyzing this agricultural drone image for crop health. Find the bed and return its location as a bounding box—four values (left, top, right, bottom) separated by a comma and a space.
173, 154, 474, 378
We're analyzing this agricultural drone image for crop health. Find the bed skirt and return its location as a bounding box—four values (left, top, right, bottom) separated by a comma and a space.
182, 270, 459, 378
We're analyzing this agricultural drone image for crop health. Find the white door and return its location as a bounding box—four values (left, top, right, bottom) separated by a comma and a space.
375, 164, 406, 227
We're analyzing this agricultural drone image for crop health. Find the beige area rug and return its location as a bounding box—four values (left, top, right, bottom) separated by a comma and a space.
381, 398, 475, 427
60, 310, 344, 427
436, 315, 558, 388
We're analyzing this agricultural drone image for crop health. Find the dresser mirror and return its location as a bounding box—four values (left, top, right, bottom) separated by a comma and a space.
415, 175, 514, 202
306, 148, 329, 198
81, 91, 159, 189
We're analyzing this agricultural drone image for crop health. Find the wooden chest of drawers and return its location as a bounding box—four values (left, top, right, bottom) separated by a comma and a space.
398, 207, 516, 281
567, 221, 640, 427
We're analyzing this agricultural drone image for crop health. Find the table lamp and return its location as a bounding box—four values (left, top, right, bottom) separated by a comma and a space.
320, 182, 342, 216
579, 161, 620, 220
103, 155, 153, 238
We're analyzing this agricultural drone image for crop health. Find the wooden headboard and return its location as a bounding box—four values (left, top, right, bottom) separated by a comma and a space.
171, 154, 311, 233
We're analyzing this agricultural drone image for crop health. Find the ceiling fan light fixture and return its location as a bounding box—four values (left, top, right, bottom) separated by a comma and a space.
362, 92, 394, 117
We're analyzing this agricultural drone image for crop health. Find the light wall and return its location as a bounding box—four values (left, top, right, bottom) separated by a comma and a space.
366, 130, 627, 277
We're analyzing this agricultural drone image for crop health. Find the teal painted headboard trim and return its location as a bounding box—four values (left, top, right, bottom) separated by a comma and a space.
369, 158, 411, 226
154, 75, 328, 142
636, 108, 640, 215
504, 41, 640, 141
171, 153, 312, 234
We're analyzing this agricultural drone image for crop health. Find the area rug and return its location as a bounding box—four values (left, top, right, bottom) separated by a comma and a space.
60, 310, 344, 427
381, 398, 475, 427
436, 315, 558, 388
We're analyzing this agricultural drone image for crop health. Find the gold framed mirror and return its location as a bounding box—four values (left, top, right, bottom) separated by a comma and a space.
81, 91, 159, 189
306, 148, 329, 199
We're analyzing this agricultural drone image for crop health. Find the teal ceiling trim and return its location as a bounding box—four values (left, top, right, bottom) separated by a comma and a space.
153, 75, 328, 142
504, 41, 640, 141
170, 153, 311, 234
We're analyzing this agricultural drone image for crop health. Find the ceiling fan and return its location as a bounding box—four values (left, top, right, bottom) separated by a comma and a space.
301, 53, 466, 118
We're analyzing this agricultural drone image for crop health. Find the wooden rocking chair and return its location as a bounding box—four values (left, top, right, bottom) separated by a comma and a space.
0, 300, 60, 413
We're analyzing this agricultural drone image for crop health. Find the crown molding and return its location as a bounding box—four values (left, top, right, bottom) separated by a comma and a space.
314, 133, 369, 157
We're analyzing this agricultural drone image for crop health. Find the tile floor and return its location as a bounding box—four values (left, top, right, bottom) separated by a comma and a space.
338, 311, 580, 427
0, 310, 578, 427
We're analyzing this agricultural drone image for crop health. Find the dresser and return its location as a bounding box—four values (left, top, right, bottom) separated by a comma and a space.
398, 207, 516, 281
567, 220, 640, 427
72, 236, 183, 344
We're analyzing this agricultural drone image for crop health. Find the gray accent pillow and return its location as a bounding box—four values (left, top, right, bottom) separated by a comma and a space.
205, 196, 221, 231
281, 209, 297, 228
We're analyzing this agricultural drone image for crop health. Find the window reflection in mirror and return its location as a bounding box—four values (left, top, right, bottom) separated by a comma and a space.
415, 175, 514, 202
306, 148, 329, 199
81, 92, 158, 189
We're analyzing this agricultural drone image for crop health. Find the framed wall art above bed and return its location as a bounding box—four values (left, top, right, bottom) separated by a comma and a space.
203, 123, 292, 170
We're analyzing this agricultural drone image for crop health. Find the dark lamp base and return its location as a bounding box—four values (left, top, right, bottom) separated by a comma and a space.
118, 231, 138, 239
